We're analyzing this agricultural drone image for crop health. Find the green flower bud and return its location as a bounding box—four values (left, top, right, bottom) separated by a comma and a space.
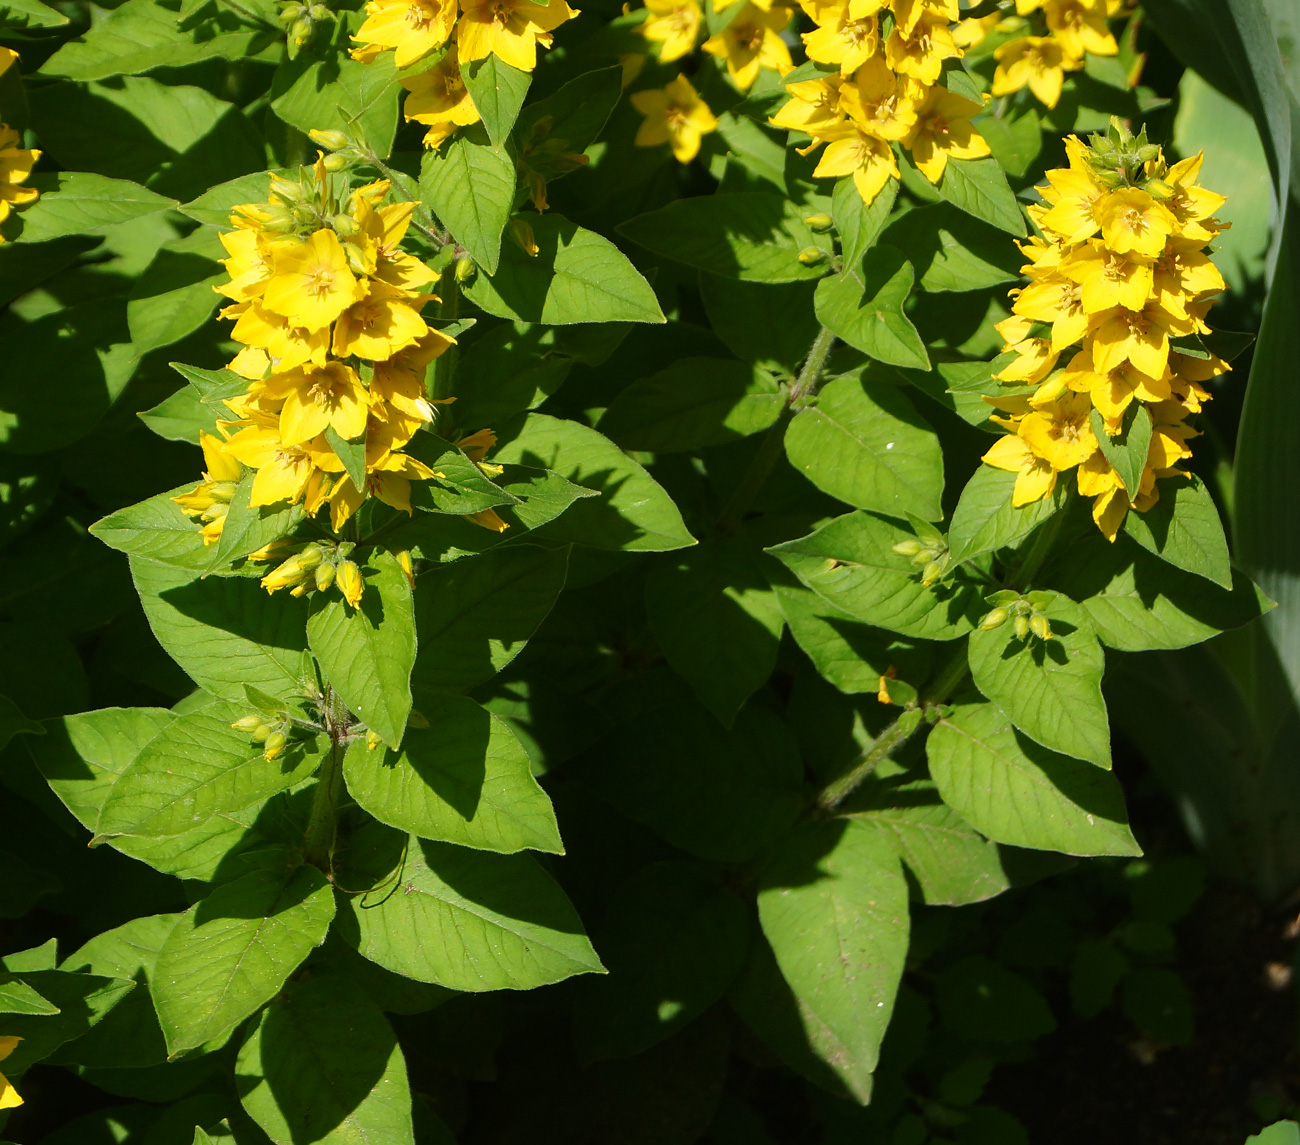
315, 562, 336, 592
803, 212, 834, 232
232, 715, 265, 733
308, 128, 350, 150
797, 246, 828, 266
979, 607, 1009, 631
1013, 613, 1030, 641
1029, 612, 1053, 641
892, 540, 925, 557
251, 723, 274, 743
262, 731, 288, 761
455, 257, 476, 283
278, 3, 304, 22
920, 561, 943, 587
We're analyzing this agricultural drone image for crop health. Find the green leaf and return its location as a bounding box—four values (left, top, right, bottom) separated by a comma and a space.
572, 862, 749, 1062
1123, 475, 1232, 589
1047, 533, 1271, 651
947, 465, 1064, 566
270, 42, 403, 160
344, 692, 561, 854
768, 569, 927, 694
597, 358, 783, 453
698, 277, 820, 372
0, 977, 59, 1015
936, 955, 1056, 1041
785, 373, 943, 518
180, 170, 277, 228
324, 425, 368, 494
571, 681, 803, 862
833, 175, 896, 273
757, 820, 909, 1095
767, 511, 979, 640
1248, 1123, 1300, 1145
880, 202, 1023, 293
813, 247, 929, 370
843, 779, 1010, 906
39, 0, 277, 82
170, 360, 251, 400
619, 192, 826, 283
237, 975, 415, 1145
977, 109, 1043, 179
153, 864, 336, 1057
308, 551, 415, 749
89, 486, 212, 573
338, 824, 604, 991
934, 156, 1026, 236
94, 702, 325, 840
0, 301, 135, 455
645, 539, 785, 727
412, 543, 567, 695
29, 77, 263, 201
15, 172, 178, 243
404, 432, 521, 517
491, 413, 695, 551
28, 707, 271, 882
463, 55, 530, 148
1090, 403, 1152, 499
0, 0, 68, 29
968, 593, 1111, 767
210, 471, 303, 572
514, 65, 622, 155
130, 555, 311, 703
928, 702, 1140, 855
139, 385, 221, 444
0, 970, 135, 1075
420, 126, 516, 275
465, 213, 665, 324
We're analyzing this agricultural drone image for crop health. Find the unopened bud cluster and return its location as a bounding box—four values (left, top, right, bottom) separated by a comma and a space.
892, 517, 949, 587
261, 541, 366, 609
278, 0, 335, 51
232, 712, 293, 761
980, 590, 1055, 643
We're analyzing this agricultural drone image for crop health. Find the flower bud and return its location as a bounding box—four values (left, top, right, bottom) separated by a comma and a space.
337, 559, 364, 609
366, 728, 384, 751
315, 561, 336, 592
455, 257, 476, 283
262, 731, 288, 761
1013, 613, 1030, 641
308, 4, 330, 19
803, 212, 834, 232
396, 550, 415, 589
308, 128, 349, 150
290, 584, 308, 597
920, 560, 943, 587
232, 715, 265, 733
979, 607, 1009, 631
290, 17, 312, 43
278, 3, 304, 21
797, 246, 828, 266
1029, 613, 1053, 641
251, 723, 273, 742
892, 540, 924, 557
321, 152, 349, 173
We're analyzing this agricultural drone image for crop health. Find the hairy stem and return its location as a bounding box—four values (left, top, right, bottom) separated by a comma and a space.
714, 325, 837, 533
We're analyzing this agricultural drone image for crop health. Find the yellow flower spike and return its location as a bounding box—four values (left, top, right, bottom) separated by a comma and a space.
336, 559, 365, 609
991, 35, 1070, 109
332, 280, 431, 361
262, 229, 367, 333
639, 0, 703, 62
1, 1035, 24, 1110
456, 0, 579, 72
702, 2, 792, 91
631, 74, 719, 163
351, 0, 457, 68
903, 88, 990, 184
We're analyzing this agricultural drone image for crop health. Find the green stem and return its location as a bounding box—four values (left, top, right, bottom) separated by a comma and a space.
1007, 488, 1071, 591
817, 642, 971, 812
431, 271, 460, 404
714, 325, 837, 533
302, 695, 348, 868
364, 152, 447, 247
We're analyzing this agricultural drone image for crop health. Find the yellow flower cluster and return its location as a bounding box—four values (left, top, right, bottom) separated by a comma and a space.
174, 157, 454, 583
988, 0, 1122, 109
982, 124, 1229, 540
349, 0, 578, 149
769, 0, 991, 204
0, 50, 40, 241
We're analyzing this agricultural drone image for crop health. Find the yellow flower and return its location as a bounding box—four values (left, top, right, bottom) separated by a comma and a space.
813, 121, 900, 204
902, 88, 989, 183
0, 125, 40, 234
995, 336, 1059, 384
837, 59, 919, 142
1011, 273, 1088, 352
951, 12, 999, 47
225, 301, 332, 373
328, 446, 437, 529
992, 35, 1070, 108
1162, 153, 1227, 243
631, 74, 719, 163
262, 361, 370, 447
1061, 349, 1173, 422
769, 74, 846, 137
1017, 390, 1098, 471
351, 0, 457, 68
456, 0, 579, 73
262, 230, 367, 333
222, 412, 340, 509
370, 329, 457, 424
891, 0, 957, 36
1089, 299, 1191, 379
401, 49, 482, 150
884, 13, 961, 86
802, 7, 880, 76
1076, 452, 1130, 540
336, 559, 365, 608
702, 3, 792, 91
466, 507, 510, 531
1044, 0, 1116, 60
1097, 187, 1177, 258
1058, 240, 1155, 314
640, 0, 702, 62
982, 433, 1058, 506
1, 1035, 23, 1110
332, 280, 431, 360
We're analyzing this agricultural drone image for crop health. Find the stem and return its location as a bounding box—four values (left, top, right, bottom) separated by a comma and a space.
363, 152, 447, 247
714, 325, 837, 533
817, 642, 971, 812
302, 688, 348, 869
1007, 488, 1071, 590
431, 271, 460, 404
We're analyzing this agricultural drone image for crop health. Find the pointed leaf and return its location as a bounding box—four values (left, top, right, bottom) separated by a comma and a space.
420, 126, 515, 274
814, 247, 929, 370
